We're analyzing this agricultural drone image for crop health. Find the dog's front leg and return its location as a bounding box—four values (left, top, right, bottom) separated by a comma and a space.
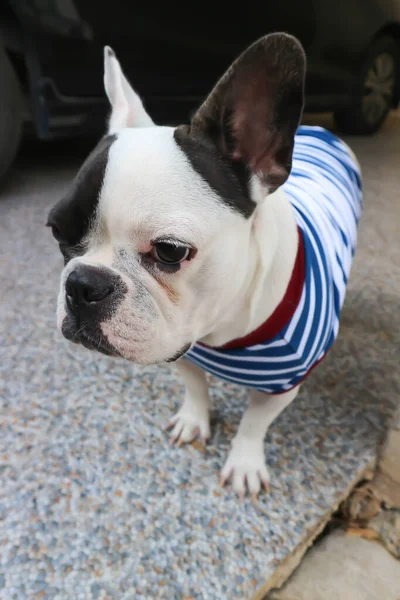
167, 359, 211, 445
221, 386, 300, 499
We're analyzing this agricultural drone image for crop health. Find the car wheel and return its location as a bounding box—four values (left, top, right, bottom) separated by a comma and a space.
335, 36, 400, 135
0, 45, 23, 184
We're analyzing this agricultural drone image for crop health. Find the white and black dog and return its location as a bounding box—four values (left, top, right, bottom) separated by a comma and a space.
48, 34, 362, 499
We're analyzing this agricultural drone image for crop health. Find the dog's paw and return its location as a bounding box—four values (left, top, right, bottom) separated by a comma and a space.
166, 403, 211, 446
220, 437, 270, 499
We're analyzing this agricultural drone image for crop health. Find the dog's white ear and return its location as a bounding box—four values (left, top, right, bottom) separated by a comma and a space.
103, 46, 154, 132
188, 33, 305, 193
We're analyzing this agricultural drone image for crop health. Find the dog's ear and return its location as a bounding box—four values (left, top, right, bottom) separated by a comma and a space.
103, 46, 154, 132
189, 33, 305, 192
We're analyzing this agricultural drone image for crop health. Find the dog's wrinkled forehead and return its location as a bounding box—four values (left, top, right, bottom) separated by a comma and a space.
100, 126, 253, 234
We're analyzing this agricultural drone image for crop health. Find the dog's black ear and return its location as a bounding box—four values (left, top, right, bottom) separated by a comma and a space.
189, 33, 305, 192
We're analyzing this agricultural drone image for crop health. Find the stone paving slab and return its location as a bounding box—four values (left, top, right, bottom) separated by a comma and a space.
269, 528, 400, 600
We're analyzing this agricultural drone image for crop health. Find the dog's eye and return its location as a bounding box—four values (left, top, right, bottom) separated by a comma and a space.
151, 242, 190, 265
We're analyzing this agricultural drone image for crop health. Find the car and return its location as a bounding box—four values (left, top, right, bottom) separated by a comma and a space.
1, 0, 400, 184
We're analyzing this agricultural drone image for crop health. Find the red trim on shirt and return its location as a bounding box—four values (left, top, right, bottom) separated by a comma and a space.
203, 227, 305, 350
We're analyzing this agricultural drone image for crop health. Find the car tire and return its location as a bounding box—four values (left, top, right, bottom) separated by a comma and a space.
0, 46, 23, 184
334, 35, 400, 135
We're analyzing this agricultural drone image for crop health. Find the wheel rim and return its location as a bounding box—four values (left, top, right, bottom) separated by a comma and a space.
362, 52, 395, 125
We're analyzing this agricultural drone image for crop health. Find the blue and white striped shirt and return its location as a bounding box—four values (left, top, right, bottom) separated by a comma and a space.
185, 126, 363, 394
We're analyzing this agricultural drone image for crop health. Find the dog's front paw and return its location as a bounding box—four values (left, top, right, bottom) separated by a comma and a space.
221, 437, 270, 499
166, 401, 211, 446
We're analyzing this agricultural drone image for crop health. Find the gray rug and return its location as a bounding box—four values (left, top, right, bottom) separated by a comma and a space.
1, 114, 399, 600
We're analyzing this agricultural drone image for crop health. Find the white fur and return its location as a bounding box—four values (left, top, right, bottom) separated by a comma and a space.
167, 360, 211, 444
220, 386, 300, 497
104, 46, 155, 132
168, 359, 300, 498
202, 184, 298, 347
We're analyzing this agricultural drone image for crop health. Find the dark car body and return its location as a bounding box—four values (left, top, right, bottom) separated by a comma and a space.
1, 0, 400, 139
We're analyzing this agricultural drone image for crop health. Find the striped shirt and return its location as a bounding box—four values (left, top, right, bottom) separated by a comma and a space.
185, 126, 363, 394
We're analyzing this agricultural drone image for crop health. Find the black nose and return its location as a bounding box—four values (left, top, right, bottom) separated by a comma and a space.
65, 266, 114, 310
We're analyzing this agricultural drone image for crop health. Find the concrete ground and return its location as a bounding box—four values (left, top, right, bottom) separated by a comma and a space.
1, 112, 400, 600
269, 527, 400, 600
269, 404, 400, 600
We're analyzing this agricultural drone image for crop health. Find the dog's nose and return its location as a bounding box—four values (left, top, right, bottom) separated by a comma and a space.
65, 266, 114, 310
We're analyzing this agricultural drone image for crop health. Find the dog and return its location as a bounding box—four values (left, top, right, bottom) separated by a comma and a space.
47, 33, 362, 499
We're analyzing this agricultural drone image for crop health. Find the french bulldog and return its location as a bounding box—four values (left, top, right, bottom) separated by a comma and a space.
47, 33, 362, 499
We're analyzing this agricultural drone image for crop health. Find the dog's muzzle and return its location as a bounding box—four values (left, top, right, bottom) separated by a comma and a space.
61, 264, 124, 356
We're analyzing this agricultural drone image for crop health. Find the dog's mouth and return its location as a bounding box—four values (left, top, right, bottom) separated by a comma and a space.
61, 316, 120, 357
165, 343, 192, 363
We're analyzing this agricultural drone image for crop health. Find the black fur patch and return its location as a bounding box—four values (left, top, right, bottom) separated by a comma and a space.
174, 126, 255, 219
47, 134, 116, 261
61, 316, 120, 357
